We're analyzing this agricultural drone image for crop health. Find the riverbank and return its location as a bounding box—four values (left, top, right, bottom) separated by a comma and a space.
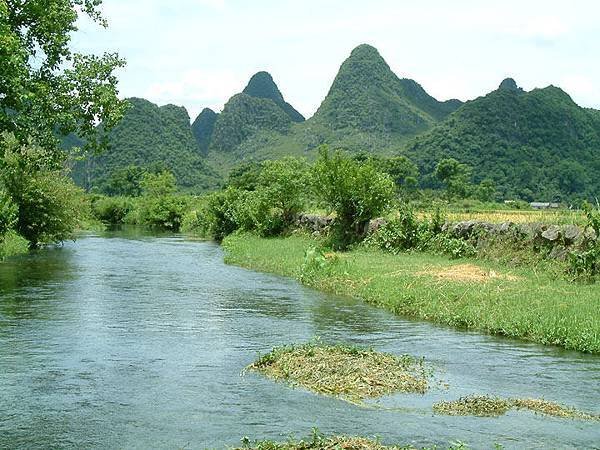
223, 233, 600, 353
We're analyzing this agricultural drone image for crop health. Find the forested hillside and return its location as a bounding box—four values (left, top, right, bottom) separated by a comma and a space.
65, 45, 599, 200
404, 79, 600, 201
311, 44, 461, 133
71, 98, 219, 192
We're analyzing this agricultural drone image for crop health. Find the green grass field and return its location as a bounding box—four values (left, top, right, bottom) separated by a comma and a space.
223, 233, 600, 353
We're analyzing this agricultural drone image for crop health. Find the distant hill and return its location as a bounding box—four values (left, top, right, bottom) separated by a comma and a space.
242, 71, 305, 122
311, 44, 461, 134
209, 93, 295, 152
191, 107, 218, 155
72, 98, 219, 192
404, 79, 600, 200
205, 44, 462, 169
201, 71, 306, 154
66, 44, 599, 200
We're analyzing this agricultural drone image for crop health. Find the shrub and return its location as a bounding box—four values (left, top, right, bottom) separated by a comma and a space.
0, 230, 29, 260
567, 202, 600, 282
1, 135, 84, 246
135, 170, 187, 231
91, 196, 133, 224
313, 146, 395, 249
137, 195, 188, 231
365, 207, 422, 253
0, 189, 18, 236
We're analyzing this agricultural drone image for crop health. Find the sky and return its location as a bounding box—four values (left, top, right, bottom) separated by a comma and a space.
72, 0, 600, 121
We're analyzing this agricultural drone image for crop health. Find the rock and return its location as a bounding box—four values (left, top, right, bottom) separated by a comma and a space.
452, 221, 477, 238
498, 221, 515, 233
549, 245, 569, 261
563, 225, 582, 244
367, 217, 387, 234
541, 225, 561, 242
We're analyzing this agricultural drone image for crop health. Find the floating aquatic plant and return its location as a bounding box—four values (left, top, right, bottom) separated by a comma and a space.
433, 395, 600, 421
247, 342, 430, 403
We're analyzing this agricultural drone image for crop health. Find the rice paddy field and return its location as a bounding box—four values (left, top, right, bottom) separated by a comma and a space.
421, 208, 587, 225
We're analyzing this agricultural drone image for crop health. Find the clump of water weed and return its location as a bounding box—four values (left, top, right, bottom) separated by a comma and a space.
247, 342, 430, 403
433, 395, 600, 421
237, 431, 469, 450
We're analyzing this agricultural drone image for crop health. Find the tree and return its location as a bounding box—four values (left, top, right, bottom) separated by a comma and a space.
1, 0, 127, 156
0, 133, 84, 246
104, 165, 146, 197
434, 158, 472, 199
476, 179, 496, 202
313, 146, 395, 248
1, 0, 126, 246
258, 157, 309, 224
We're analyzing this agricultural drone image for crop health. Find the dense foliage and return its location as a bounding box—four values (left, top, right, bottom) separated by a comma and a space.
312, 146, 395, 247
1, 0, 125, 253
1, 133, 84, 246
406, 80, 600, 201
0, 0, 127, 154
242, 71, 305, 122
210, 93, 294, 152
71, 98, 220, 192
311, 44, 460, 134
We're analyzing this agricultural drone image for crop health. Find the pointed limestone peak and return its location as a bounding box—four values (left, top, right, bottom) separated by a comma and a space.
243, 71, 304, 122
192, 107, 218, 155
243, 71, 285, 103
498, 78, 523, 93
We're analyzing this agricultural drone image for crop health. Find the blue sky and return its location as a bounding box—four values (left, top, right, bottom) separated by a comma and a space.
73, 0, 600, 120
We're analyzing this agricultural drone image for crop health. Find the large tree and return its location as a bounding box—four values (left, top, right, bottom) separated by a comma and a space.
0, 0, 126, 247
0, 0, 127, 158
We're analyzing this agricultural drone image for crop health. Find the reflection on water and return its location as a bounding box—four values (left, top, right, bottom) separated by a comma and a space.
0, 232, 599, 449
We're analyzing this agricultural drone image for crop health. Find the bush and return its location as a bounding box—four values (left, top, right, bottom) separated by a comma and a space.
0, 189, 18, 236
0, 230, 29, 260
137, 195, 188, 231
135, 170, 187, 231
365, 206, 422, 253
568, 202, 600, 282
91, 196, 133, 224
313, 146, 396, 249
1, 134, 84, 246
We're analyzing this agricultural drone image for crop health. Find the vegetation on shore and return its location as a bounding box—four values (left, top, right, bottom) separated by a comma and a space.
433, 395, 600, 421
1, 0, 125, 258
223, 233, 600, 353
247, 343, 430, 403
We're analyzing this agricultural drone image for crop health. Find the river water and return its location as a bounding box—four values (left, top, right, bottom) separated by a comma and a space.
1, 232, 599, 449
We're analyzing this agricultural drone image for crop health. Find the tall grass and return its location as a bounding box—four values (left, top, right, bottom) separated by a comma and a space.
223, 233, 600, 353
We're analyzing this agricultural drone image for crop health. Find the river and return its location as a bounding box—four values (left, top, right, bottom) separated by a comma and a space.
1, 232, 599, 449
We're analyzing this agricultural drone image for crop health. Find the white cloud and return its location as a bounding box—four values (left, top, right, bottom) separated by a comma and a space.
72, 0, 600, 120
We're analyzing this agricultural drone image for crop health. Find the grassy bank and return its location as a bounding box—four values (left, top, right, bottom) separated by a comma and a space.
223, 233, 600, 353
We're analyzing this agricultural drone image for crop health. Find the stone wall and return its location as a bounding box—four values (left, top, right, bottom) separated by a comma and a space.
296, 213, 597, 261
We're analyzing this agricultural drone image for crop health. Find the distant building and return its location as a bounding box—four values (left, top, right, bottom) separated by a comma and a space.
530, 202, 560, 209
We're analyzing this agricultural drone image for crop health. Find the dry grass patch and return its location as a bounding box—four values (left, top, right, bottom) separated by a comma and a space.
433, 395, 600, 421
416, 264, 520, 283
247, 343, 430, 403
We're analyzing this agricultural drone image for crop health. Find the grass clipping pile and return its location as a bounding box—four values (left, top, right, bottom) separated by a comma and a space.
433, 395, 600, 421
238, 434, 409, 450
237, 432, 468, 450
247, 343, 430, 403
